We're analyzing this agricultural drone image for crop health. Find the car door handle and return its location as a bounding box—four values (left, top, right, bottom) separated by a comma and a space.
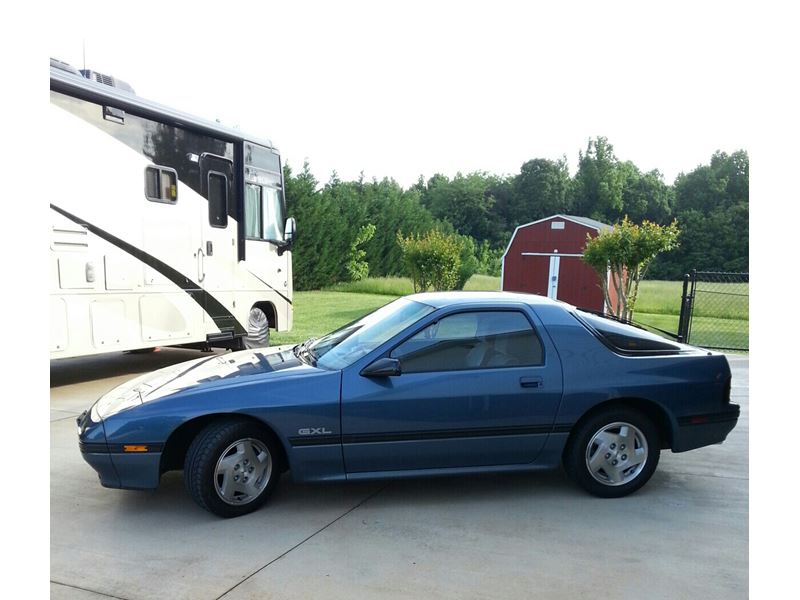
520, 377, 543, 388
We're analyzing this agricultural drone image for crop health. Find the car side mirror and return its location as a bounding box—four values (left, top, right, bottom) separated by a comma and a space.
360, 357, 401, 377
284, 217, 296, 246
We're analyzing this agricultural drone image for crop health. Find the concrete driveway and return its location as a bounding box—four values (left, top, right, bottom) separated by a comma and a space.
51, 350, 748, 600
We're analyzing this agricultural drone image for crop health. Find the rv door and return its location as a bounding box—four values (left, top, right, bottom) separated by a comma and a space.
199, 153, 237, 333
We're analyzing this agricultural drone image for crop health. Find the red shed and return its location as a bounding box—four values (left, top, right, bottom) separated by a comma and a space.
501, 214, 617, 312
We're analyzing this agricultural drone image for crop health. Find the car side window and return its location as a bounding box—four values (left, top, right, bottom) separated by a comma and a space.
390, 310, 543, 373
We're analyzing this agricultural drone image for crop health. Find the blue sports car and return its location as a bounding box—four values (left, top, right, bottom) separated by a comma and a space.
77, 292, 739, 518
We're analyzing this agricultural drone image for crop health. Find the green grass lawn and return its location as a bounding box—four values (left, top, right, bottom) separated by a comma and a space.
271, 291, 397, 346
324, 273, 503, 295
634, 280, 749, 320
279, 275, 748, 351
462, 274, 501, 291
634, 312, 749, 353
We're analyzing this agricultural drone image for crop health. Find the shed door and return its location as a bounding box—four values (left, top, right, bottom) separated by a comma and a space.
547, 256, 560, 299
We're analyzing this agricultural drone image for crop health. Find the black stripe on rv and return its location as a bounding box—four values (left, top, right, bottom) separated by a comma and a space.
246, 270, 292, 306
50, 203, 246, 336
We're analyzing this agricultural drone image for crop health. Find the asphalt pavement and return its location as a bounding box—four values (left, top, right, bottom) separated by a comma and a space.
50, 349, 748, 600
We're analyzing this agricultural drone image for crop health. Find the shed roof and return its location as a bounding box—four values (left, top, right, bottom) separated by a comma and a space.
560, 215, 613, 232
501, 213, 614, 265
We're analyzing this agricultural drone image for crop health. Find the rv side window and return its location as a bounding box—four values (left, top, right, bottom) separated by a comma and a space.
144, 166, 177, 204
208, 172, 228, 228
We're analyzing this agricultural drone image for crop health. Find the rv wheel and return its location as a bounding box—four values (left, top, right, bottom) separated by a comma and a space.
244, 307, 270, 348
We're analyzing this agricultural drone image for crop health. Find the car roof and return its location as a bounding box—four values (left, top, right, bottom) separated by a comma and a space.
408, 291, 568, 309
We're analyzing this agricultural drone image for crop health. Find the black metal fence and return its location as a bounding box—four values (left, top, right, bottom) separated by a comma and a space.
678, 271, 749, 352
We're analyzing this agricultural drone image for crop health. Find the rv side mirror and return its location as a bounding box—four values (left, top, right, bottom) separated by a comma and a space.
360, 357, 401, 378
284, 217, 296, 247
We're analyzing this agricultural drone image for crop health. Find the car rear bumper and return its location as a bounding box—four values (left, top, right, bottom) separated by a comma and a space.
672, 404, 740, 452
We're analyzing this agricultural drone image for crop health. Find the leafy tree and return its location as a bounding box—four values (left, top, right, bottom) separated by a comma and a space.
284, 163, 368, 289
572, 137, 626, 222
421, 172, 504, 245
360, 178, 438, 277
346, 223, 376, 281
619, 163, 674, 225
476, 240, 503, 276
454, 235, 480, 290
649, 150, 748, 278
673, 150, 748, 215
583, 217, 680, 320
397, 230, 462, 292
511, 157, 572, 225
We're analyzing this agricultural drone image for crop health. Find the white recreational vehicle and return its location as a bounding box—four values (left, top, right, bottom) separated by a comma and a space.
49, 59, 295, 359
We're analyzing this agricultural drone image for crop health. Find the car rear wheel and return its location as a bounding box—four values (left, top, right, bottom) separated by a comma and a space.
184, 419, 279, 518
565, 407, 660, 498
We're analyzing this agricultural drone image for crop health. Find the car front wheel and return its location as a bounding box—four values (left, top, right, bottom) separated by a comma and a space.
184, 419, 279, 517
565, 407, 660, 498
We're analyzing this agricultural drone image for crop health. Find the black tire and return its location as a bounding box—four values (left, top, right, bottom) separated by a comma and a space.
564, 407, 660, 498
244, 307, 270, 349
184, 419, 280, 518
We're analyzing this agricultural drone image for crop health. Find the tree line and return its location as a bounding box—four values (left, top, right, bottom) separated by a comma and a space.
284, 137, 748, 290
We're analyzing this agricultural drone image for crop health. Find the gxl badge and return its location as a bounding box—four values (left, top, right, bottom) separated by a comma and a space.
298, 427, 333, 435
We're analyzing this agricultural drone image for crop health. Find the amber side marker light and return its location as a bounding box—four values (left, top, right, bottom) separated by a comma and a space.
123, 445, 149, 453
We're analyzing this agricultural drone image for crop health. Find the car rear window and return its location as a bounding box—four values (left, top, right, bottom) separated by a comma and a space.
574, 310, 682, 353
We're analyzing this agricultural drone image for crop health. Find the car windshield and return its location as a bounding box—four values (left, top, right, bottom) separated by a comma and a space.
307, 298, 435, 370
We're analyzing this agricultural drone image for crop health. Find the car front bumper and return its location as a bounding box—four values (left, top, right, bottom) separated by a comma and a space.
77, 410, 162, 490
672, 404, 740, 452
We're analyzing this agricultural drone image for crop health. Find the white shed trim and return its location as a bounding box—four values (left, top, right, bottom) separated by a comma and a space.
520, 252, 584, 257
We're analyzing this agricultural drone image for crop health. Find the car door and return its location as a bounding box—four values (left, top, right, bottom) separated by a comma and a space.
339, 306, 563, 474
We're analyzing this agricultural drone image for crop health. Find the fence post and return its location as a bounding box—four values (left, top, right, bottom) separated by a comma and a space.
677, 272, 696, 343
677, 274, 689, 342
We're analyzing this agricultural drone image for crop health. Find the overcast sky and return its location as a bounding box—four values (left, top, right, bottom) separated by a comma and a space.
48, 1, 751, 188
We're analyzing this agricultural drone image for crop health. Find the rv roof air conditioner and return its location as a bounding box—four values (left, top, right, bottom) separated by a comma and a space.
50, 57, 135, 95
79, 69, 135, 94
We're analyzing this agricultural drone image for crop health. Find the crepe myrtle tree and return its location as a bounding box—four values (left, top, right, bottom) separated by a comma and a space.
583, 217, 680, 321
397, 229, 462, 292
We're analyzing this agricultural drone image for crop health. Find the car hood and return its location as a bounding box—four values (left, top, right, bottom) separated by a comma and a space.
97, 347, 312, 410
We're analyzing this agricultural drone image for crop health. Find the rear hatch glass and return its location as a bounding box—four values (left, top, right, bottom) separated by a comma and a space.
574, 310, 682, 354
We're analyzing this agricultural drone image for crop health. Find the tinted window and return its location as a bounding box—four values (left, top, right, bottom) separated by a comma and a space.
391, 311, 543, 373
208, 172, 228, 228
245, 142, 281, 173
575, 310, 681, 353
144, 166, 177, 203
